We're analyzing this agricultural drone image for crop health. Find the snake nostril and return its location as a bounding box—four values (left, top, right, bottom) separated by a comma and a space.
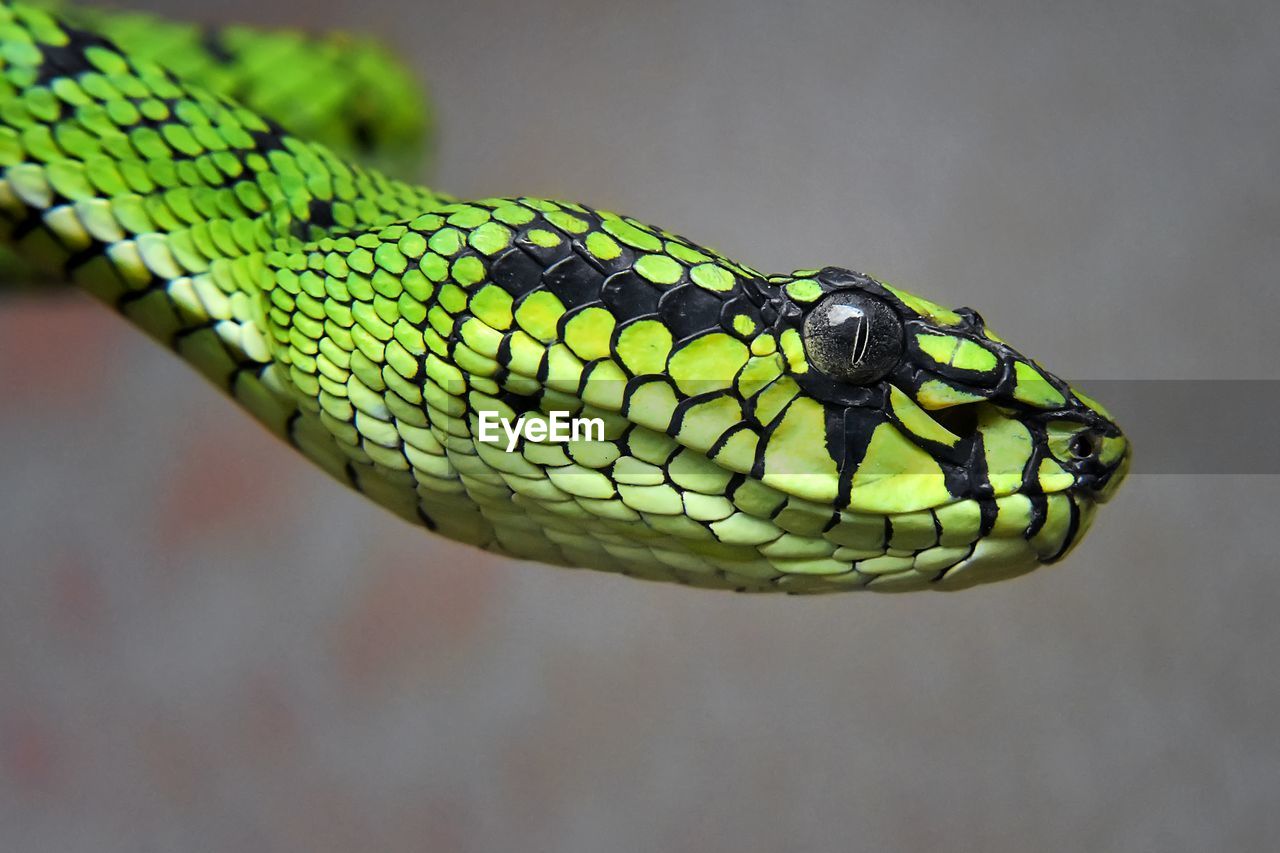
1069, 432, 1098, 459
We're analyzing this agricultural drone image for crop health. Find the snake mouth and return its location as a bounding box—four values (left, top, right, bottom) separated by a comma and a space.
782, 489, 1097, 594
829, 492, 1078, 593
1089, 448, 1131, 504
924, 490, 1097, 589
1041, 491, 1097, 563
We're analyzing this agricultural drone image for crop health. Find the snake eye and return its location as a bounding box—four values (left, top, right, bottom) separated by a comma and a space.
802, 290, 905, 384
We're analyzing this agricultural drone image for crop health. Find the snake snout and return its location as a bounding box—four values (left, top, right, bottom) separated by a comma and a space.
1058, 422, 1129, 504
1085, 440, 1130, 504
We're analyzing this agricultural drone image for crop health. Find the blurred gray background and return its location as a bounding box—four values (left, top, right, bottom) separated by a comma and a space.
2, 0, 1278, 851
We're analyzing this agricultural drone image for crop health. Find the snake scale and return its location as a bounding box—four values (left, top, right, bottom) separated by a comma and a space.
0, 1, 1129, 593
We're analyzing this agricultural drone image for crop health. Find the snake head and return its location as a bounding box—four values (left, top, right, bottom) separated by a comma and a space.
744, 264, 1129, 585
264, 198, 1128, 592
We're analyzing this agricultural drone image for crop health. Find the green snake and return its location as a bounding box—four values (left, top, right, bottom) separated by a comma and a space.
0, 1, 1129, 593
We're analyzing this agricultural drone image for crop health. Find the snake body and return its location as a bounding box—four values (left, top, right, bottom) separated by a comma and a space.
0, 1, 1129, 593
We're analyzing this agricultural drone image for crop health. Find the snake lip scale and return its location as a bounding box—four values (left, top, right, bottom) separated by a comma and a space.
0, 1, 1130, 593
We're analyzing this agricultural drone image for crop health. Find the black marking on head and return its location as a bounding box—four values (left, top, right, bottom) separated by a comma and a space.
658, 284, 723, 342
833, 407, 883, 508
738, 276, 774, 307
600, 271, 661, 321
759, 303, 779, 327
722, 472, 747, 504
977, 498, 999, 538
823, 403, 848, 470
490, 248, 545, 297
793, 369, 881, 410
939, 458, 972, 501
32, 24, 116, 86
967, 433, 994, 501
1043, 495, 1081, 563
822, 511, 842, 534
955, 306, 986, 333
1021, 440, 1049, 496
1025, 494, 1049, 538
930, 403, 981, 442
515, 224, 572, 266
542, 254, 602, 310
572, 236, 631, 277
816, 266, 876, 292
